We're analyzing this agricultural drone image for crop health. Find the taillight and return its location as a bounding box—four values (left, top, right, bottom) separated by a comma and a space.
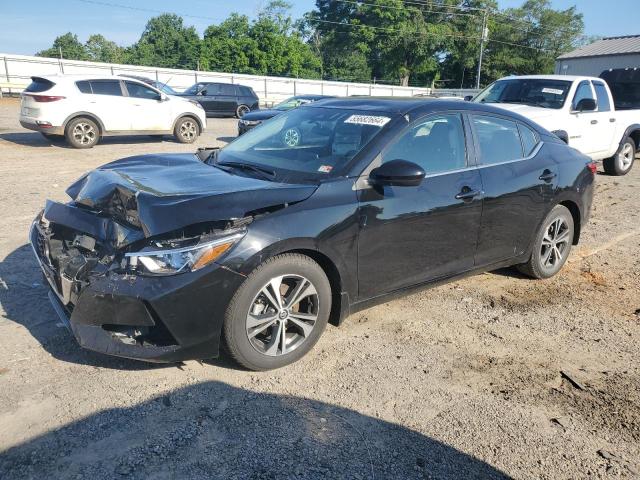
587, 162, 598, 174
31, 95, 65, 102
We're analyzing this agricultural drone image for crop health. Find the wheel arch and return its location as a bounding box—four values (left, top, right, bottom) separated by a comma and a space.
62, 112, 105, 134
558, 199, 581, 245
621, 125, 640, 150
172, 114, 204, 132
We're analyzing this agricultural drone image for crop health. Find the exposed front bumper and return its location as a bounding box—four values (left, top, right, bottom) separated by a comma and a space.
237, 121, 260, 135
29, 214, 245, 363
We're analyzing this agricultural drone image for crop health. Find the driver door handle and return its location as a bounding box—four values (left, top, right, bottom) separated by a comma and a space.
590, 119, 598, 125
455, 188, 481, 200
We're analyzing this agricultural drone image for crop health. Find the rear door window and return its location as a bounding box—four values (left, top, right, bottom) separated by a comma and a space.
89, 80, 123, 96
592, 81, 611, 112
125, 81, 160, 100
219, 84, 236, 96
472, 115, 524, 164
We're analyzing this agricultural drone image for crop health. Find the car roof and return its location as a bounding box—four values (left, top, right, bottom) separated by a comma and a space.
34, 74, 150, 83
307, 96, 550, 131
498, 74, 600, 82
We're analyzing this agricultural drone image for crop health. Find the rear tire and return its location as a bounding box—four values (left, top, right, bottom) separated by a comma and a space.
223, 253, 331, 371
236, 104, 250, 118
65, 117, 100, 149
603, 137, 635, 176
173, 117, 200, 143
517, 205, 574, 279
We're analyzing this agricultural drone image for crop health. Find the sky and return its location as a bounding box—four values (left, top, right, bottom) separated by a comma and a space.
0, 0, 636, 56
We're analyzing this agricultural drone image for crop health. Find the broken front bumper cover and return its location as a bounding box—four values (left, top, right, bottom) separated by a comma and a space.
29, 212, 245, 363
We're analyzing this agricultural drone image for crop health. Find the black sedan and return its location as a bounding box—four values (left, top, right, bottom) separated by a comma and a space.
29, 98, 595, 370
238, 95, 333, 135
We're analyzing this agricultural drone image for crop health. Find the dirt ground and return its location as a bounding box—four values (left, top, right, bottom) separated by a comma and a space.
0, 96, 639, 480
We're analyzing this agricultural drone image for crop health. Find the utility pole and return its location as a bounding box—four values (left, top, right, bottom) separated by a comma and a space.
476, 9, 488, 90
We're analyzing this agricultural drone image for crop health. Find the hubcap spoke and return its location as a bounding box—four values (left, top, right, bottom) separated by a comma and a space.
247, 273, 319, 357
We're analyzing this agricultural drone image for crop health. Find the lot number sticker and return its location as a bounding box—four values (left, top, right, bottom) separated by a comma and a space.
345, 115, 391, 127
541, 88, 564, 95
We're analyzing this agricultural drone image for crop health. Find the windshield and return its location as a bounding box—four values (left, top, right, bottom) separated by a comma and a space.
183, 83, 203, 95
155, 83, 177, 95
474, 78, 572, 109
217, 106, 391, 182
274, 97, 314, 111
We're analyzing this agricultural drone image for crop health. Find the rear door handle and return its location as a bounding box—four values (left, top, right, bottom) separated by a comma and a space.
610, 118, 616, 123
455, 188, 481, 200
590, 119, 598, 125
539, 171, 557, 182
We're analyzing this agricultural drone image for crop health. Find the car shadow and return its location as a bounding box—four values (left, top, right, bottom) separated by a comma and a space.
216, 135, 236, 144
0, 244, 170, 371
0, 132, 171, 148
0, 380, 512, 479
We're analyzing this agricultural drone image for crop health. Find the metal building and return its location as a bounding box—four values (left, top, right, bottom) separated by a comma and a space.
555, 35, 640, 77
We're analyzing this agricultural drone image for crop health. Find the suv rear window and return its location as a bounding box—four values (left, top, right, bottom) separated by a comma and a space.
25, 77, 55, 93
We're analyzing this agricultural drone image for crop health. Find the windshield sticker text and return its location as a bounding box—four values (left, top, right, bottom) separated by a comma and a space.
541, 88, 564, 95
345, 115, 390, 127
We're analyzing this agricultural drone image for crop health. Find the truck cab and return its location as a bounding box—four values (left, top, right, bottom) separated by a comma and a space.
472, 75, 639, 175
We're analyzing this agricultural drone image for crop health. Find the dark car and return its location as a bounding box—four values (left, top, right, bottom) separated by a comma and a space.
179, 82, 259, 118
29, 98, 595, 370
238, 95, 333, 135
118, 74, 179, 95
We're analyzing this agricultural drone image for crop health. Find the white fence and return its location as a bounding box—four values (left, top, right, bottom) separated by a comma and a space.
0, 53, 437, 104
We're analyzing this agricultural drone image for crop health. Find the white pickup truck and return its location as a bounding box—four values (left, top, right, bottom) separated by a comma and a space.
472, 75, 640, 175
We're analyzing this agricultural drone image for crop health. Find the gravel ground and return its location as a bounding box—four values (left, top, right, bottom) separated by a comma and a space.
0, 97, 639, 480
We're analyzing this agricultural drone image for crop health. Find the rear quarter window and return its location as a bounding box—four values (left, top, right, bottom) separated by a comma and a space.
239, 86, 256, 97
76, 81, 92, 94
25, 78, 55, 93
518, 123, 539, 156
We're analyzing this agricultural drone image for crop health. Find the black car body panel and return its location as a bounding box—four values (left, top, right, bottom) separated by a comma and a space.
66, 153, 317, 237
179, 82, 259, 117
29, 98, 595, 363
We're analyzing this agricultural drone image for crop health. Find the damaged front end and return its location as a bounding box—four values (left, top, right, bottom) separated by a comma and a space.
30, 200, 248, 363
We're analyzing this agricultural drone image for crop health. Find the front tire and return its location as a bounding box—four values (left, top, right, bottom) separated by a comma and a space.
517, 205, 574, 279
223, 253, 331, 371
173, 117, 200, 143
603, 137, 635, 176
65, 117, 100, 148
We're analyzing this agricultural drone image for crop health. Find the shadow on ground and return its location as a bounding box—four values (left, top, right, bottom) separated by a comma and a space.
0, 380, 511, 480
0, 244, 169, 370
0, 132, 171, 148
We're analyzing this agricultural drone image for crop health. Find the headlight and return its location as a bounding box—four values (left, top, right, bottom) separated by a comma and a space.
240, 119, 260, 126
189, 99, 204, 109
125, 233, 243, 276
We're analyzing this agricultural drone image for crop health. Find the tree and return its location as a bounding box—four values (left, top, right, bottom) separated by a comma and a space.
128, 14, 201, 69
85, 34, 125, 63
36, 32, 89, 60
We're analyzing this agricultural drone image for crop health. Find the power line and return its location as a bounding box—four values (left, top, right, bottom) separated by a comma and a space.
311, 18, 553, 51
74, 0, 226, 22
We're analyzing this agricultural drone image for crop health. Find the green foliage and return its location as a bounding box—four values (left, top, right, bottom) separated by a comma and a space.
127, 14, 201, 69
34, 0, 585, 87
36, 32, 89, 60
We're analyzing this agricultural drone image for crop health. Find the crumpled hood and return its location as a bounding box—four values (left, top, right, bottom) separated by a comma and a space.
66, 153, 317, 237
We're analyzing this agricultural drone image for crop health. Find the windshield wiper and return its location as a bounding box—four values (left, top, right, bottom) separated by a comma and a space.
217, 161, 277, 181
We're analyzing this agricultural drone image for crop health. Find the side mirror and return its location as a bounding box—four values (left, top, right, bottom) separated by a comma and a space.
574, 98, 596, 112
160, 93, 169, 102
369, 159, 426, 187
464, 95, 473, 102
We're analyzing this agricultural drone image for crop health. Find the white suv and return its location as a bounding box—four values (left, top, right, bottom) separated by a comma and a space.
19, 75, 207, 148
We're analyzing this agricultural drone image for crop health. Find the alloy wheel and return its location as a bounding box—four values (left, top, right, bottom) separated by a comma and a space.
540, 217, 570, 269
180, 120, 197, 141
617, 142, 634, 172
246, 274, 319, 356
282, 128, 300, 147
72, 122, 96, 145
237, 105, 250, 117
